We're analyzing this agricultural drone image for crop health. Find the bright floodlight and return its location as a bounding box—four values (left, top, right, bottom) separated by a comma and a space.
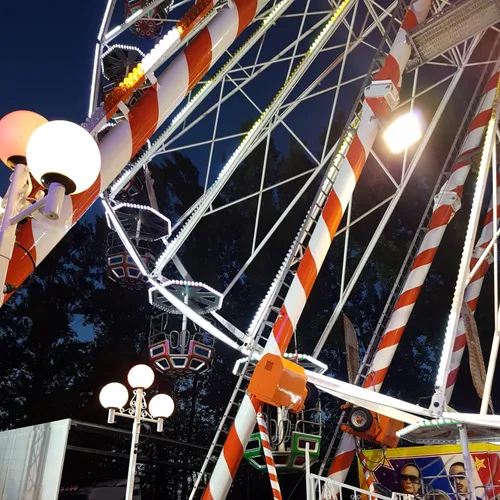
148, 394, 175, 419
0, 110, 47, 168
127, 364, 155, 389
99, 382, 129, 409
383, 112, 422, 154
26, 120, 101, 194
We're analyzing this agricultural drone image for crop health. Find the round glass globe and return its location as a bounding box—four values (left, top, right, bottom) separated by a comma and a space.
26, 120, 101, 194
99, 382, 129, 410
0, 110, 47, 167
149, 393, 174, 419
127, 364, 155, 389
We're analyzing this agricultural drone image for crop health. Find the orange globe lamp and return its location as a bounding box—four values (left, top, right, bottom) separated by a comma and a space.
0, 110, 47, 169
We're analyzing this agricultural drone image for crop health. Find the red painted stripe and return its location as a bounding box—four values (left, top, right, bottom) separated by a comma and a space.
184, 27, 213, 91
129, 84, 160, 157
373, 54, 400, 88
450, 159, 469, 174
402, 9, 418, 31
483, 209, 493, 226
234, 0, 258, 37
458, 146, 481, 161
467, 296, 479, 312
467, 109, 492, 134
484, 72, 500, 94
428, 205, 454, 231
296, 247, 318, 299
202, 486, 214, 500
446, 367, 459, 388
453, 333, 467, 351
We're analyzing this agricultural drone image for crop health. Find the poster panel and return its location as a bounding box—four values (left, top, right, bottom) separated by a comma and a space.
358, 443, 500, 500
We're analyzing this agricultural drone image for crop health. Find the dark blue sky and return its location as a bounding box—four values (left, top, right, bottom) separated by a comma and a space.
3, 0, 104, 123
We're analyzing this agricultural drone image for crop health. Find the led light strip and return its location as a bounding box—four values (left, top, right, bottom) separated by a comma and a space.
152, 0, 355, 276
113, 201, 172, 238
108, 0, 293, 197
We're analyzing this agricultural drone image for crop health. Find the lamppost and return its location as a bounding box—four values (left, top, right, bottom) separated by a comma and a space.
0, 111, 101, 297
99, 364, 174, 500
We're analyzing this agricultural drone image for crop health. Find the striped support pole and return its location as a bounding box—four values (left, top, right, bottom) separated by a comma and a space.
327, 67, 500, 485
203, 1, 432, 498
2, 0, 270, 305
357, 448, 375, 493
256, 413, 282, 500
445, 168, 500, 401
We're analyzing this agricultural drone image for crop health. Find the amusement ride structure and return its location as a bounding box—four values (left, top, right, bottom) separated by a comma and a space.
2, 0, 500, 499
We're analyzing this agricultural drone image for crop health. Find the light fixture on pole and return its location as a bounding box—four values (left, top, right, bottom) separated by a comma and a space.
383, 112, 423, 154
0, 111, 101, 298
99, 364, 174, 500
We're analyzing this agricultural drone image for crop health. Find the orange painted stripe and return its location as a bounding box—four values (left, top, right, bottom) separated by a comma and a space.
3, 219, 38, 302
129, 84, 159, 158
393, 286, 422, 311
329, 449, 355, 473
202, 486, 214, 500
410, 247, 438, 271
364, 366, 387, 389
296, 247, 318, 299
322, 190, 344, 239
376, 325, 405, 351
346, 133, 367, 179
222, 426, 244, 478
234, 0, 258, 37
273, 307, 294, 352
72, 175, 101, 221
184, 27, 213, 91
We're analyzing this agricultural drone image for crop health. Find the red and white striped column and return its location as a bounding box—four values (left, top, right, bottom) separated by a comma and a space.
445, 168, 500, 401
202, 1, 432, 498
327, 67, 500, 485
256, 413, 282, 500
2, 0, 270, 304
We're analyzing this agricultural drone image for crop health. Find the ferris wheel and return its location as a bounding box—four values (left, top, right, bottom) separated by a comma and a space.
2, 0, 500, 498
83, 0, 500, 497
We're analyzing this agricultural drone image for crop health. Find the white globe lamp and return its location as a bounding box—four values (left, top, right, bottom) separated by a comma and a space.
127, 364, 155, 389
99, 382, 129, 410
26, 120, 101, 194
149, 394, 175, 419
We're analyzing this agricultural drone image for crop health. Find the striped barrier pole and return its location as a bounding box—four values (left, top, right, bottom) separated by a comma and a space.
2, 0, 271, 305
445, 167, 500, 401
327, 66, 500, 485
256, 413, 282, 500
202, 1, 432, 498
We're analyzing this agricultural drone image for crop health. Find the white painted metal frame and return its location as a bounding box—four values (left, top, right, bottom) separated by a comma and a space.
92, 3, 500, 485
